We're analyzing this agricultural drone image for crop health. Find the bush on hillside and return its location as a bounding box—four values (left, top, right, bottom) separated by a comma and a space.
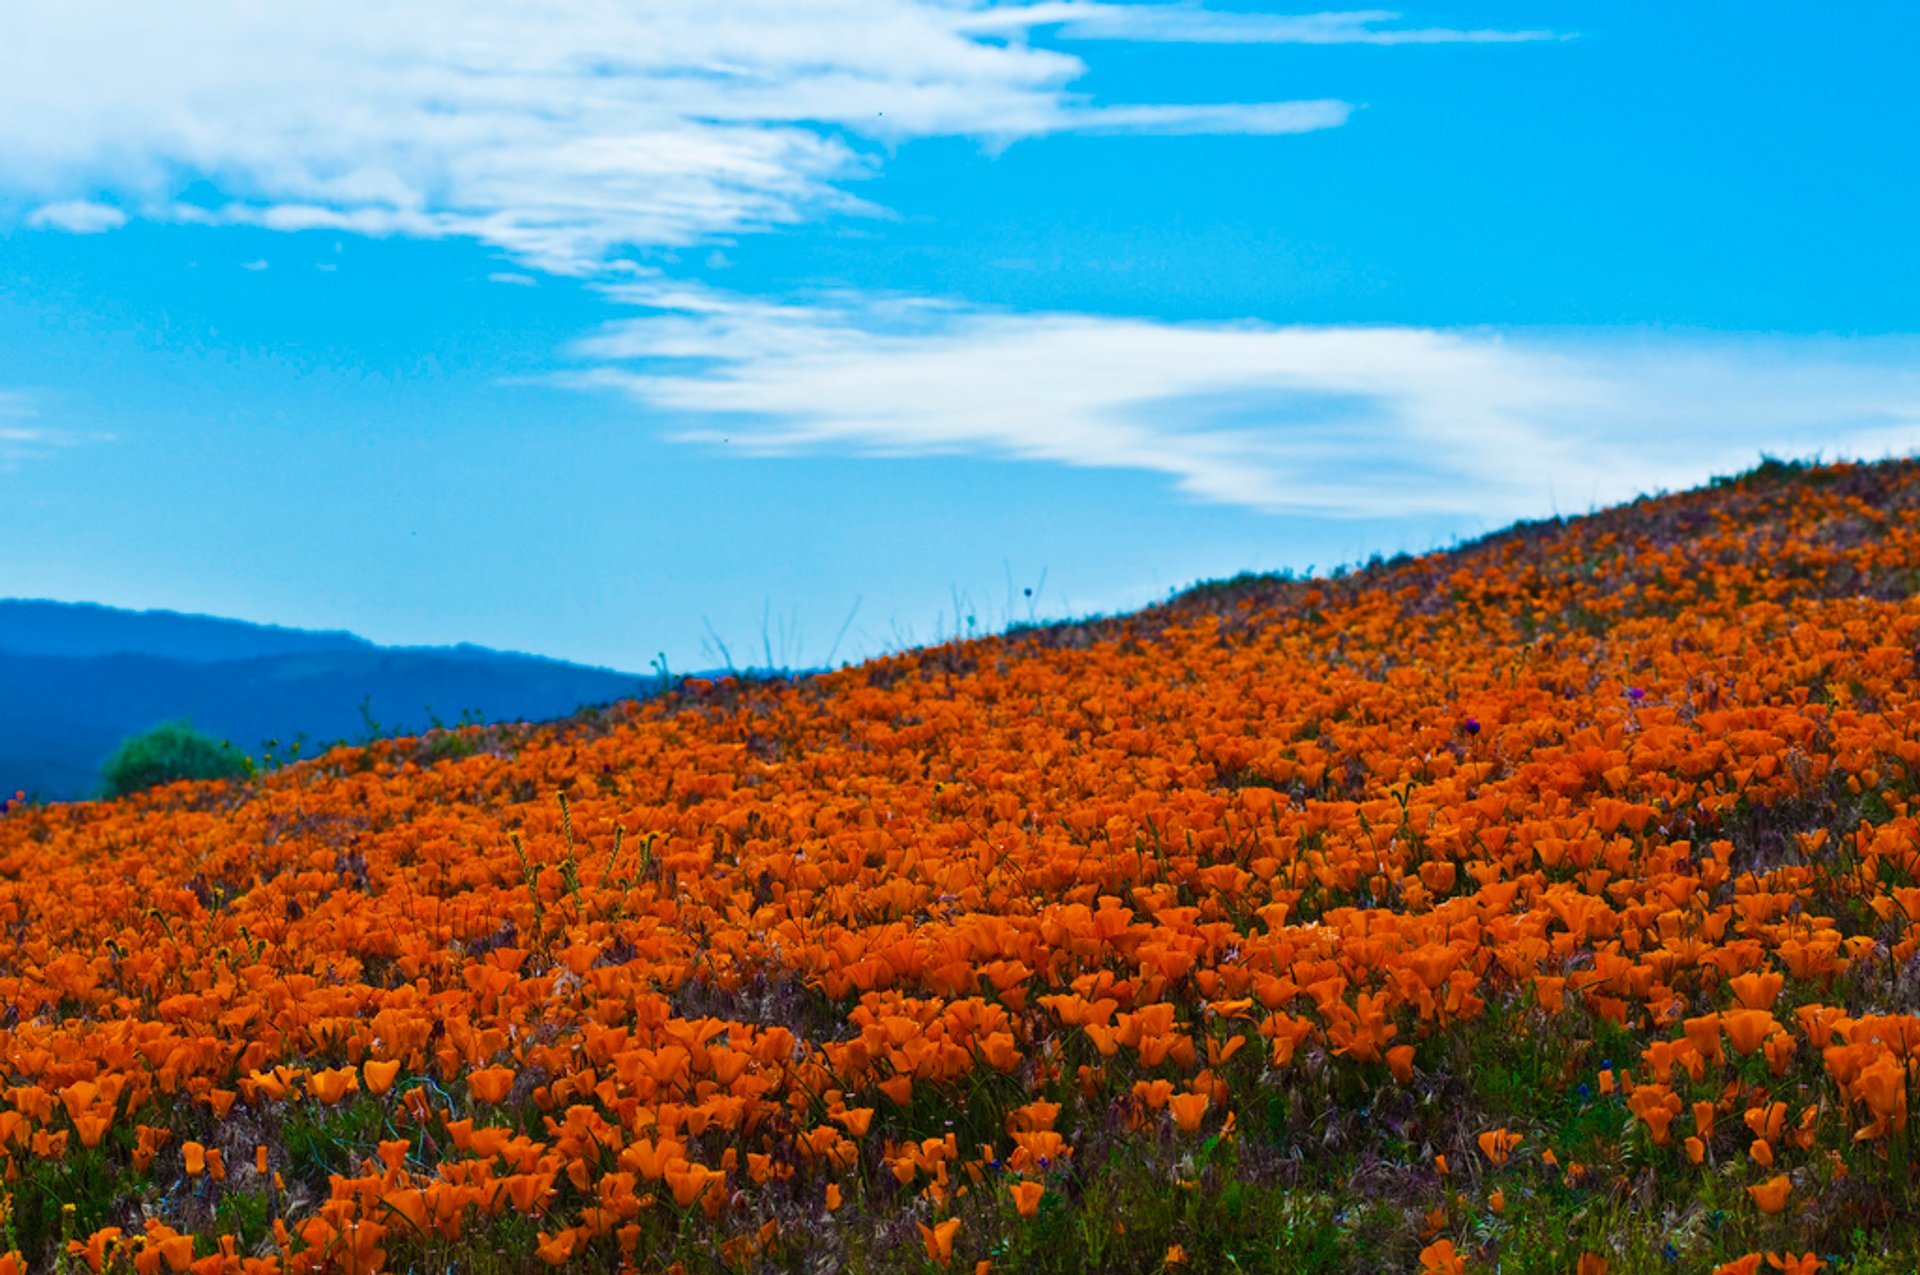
99, 720, 250, 798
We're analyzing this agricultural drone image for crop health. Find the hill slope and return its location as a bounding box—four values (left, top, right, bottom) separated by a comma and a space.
0, 601, 655, 799
2, 459, 1919, 1271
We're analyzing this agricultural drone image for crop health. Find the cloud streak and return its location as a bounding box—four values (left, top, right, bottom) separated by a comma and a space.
0, 3, 1546, 272
571, 286, 1920, 520
960, 5, 1560, 45
24, 200, 127, 233
0, 394, 107, 471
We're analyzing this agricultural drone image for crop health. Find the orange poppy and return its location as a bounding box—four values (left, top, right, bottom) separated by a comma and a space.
1167, 1092, 1210, 1135
308, 1068, 359, 1105
364, 1059, 402, 1096
468, 1066, 516, 1104
1477, 1128, 1521, 1167
1747, 1176, 1792, 1214
918, 1218, 961, 1268
1417, 1239, 1468, 1275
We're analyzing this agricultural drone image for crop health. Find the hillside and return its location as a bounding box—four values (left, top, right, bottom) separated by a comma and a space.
2, 458, 1919, 1271
0, 601, 656, 799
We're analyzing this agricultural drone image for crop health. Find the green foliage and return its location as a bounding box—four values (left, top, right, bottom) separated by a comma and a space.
281, 1095, 397, 1188
98, 720, 251, 798
212, 1189, 274, 1255
7, 1142, 129, 1266
1711, 452, 1823, 489
418, 729, 479, 764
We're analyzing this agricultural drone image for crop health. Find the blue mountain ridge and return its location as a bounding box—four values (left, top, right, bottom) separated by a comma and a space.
0, 600, 660, 800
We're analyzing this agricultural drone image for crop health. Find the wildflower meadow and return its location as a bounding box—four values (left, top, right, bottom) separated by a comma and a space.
5, 459, 1920, 1272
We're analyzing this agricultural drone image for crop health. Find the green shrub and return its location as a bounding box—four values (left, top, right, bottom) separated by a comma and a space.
98, 720, 250, 798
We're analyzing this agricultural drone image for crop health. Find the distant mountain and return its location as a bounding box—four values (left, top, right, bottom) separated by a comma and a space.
0, 601, 658, 800
0, 599, 375, 663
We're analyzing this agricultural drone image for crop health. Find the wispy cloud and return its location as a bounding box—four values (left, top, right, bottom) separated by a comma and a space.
1059, 100, 1352, 136
0, 393, 106, 471
960, 5, 1560, 45
24, 200, 126, 233
0, 394, 41, 467
571, 285, 1920, 520
0, 3, 1544, 272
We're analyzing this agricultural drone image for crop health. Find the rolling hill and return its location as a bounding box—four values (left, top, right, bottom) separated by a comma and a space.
0, 459, 1918, 1270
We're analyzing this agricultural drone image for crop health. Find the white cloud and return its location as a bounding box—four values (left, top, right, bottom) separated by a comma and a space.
487, 272, 539, 287
960, 5, 1560, 45
570, 285, 1920, 520
0, 394, 108, 470
1064, 100, 1352, 136
24, 199, 126, 233
0, 3, 1547, 272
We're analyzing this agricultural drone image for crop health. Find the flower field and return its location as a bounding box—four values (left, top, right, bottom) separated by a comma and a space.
10, 459, 1920, 1272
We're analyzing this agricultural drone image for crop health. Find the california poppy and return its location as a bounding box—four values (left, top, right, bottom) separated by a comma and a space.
1747, 1175, 1792, 1214
918, 1217, 961, 1268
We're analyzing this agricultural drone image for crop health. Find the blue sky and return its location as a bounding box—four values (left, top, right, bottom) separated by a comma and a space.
2, 2, 1916, 671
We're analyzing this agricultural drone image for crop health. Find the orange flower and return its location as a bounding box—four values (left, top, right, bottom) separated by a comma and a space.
153, 1235, 196, 1274
534, 1229, 578, 1267
1477, 1128, 1521, 1167
1723, 1010, 1777, 1057
830, 1106, 875, 1137
364, 1059, 402, 1096
468, 1066, 516, 1104
505, 1173, 555, 1213
665, 1163, 721, 1210
182, 1141, 206, 1176
73, 1113, 111, 1149
1729, 971, 1784, 1010
308, 1068, 359, 1105
376, 1138, 410, 1174
1417, 1238, 1467, 1275
918, 1218, 961, 1268
1167, 1092, 1210, 1135
1576, 1255, 1610, 1275
1682, 1015, 1724, 1063
1853, 1057, 1908, 1137
1747, 1175, 1792, 1214
1009, 1180, 1044, 1218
